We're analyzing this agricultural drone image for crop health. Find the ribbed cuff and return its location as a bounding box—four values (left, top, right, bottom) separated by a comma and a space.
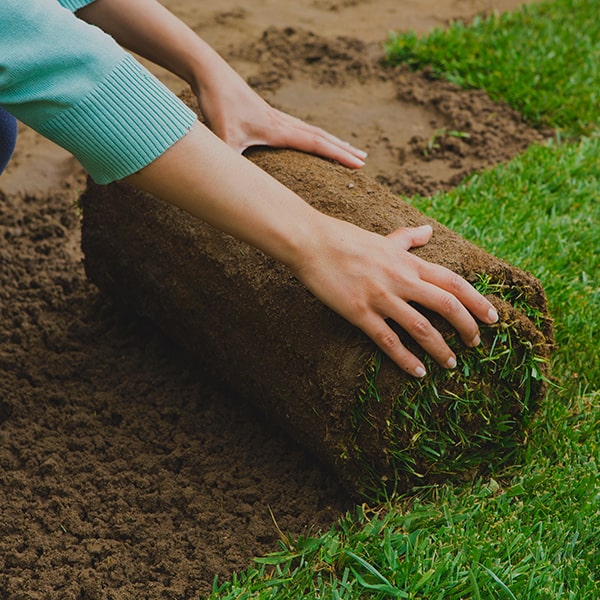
38, 55, 197, 184
57, 0, 97, 12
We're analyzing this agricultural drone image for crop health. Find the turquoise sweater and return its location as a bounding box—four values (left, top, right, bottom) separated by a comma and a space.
0, 0, 197, 183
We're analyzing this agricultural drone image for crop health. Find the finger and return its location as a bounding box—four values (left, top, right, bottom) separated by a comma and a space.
275, 116, 368, 168
418, 262, 499, 328
281, 112, 366, 154
301, 124, 367, 161
385, 299, 459, 369
386, 224, 433, 250
410, 280, 482, 348
361, 315, 428, 378
287, 128, 367, 168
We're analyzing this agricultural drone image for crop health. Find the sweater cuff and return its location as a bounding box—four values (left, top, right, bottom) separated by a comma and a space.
57, 0, 96, 12
38, 55, 197, 184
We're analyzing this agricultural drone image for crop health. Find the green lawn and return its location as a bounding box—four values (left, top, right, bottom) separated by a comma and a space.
209, 1, 599, 597
385, 0, 599, 136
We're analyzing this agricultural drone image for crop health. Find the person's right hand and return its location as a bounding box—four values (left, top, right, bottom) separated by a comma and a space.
291, 220, 499, 378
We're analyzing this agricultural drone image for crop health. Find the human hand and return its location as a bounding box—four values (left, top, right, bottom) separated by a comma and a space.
291, 220, 499, 377
194, 66, 367, 169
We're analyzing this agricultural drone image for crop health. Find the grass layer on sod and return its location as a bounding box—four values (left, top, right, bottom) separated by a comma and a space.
209, 2, 599, 598
352, 285, 551, 498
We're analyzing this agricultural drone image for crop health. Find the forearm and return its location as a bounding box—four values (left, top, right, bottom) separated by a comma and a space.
125, 122, 324, 269
76, 0, 229, 94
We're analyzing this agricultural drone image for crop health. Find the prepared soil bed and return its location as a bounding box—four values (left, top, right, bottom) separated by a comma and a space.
0, 1, 547, 597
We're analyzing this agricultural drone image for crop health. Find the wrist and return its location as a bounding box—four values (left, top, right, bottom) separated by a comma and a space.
281, 210, 351, 280
185, 40, 235, 96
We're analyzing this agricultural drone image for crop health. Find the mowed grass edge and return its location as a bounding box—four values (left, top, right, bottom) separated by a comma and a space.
207, 1, 600, 597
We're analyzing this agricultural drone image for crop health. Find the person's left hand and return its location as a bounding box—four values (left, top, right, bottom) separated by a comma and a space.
193, 65, 367, 169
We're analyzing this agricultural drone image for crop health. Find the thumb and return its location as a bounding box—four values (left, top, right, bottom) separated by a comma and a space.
387, 224, 433, 250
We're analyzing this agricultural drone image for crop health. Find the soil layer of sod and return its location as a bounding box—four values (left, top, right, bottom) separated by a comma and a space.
81, 105, 552, 498
0, 2, 546, 597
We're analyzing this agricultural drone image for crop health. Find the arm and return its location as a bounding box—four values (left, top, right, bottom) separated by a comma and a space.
125, 123, 499, 378
75, 0, 367, 168
2, 1, 496, 376
1, 0, 196, 184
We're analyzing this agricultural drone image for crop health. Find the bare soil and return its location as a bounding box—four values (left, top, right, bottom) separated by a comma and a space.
0, 1, 544, 598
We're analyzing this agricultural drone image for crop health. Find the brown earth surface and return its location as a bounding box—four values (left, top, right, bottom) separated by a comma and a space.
0, 1, 545, 598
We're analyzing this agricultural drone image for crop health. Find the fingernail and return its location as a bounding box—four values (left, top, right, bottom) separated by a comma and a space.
415, 366, 427, 378
351, 157, 366, 168
446, 356, 457, 369
488, 307, 499, 323
471, 334, 481, 347
355, 149, 368, 159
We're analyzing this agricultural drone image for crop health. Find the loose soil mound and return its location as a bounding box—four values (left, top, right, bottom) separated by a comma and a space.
0, 2, 547, 597
241, 27, 545, 197
0, 188, 346, 598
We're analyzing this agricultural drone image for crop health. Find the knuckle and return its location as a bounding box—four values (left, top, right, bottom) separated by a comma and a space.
447, 271, 466, 294
311, 133, 334, 153
310, 124, 326, 136
309, 132, 324, 146
439, 292, 461, 317
373, 328, 401, 352
347, 297, 370, 320
410, 315, 432, 338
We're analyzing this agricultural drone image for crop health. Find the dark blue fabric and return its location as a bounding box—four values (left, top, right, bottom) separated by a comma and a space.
0, 107, 18, 175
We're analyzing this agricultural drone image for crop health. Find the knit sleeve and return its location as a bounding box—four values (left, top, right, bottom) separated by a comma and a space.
0, 0, 197, 183
56, 0, 96, 12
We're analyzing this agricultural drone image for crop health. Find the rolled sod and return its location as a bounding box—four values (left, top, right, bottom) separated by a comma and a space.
80, 113, 553, 500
